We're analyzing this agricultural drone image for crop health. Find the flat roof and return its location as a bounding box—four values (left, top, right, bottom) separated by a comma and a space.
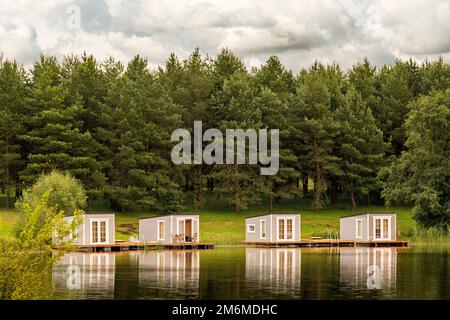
340, 212, 396, 219
246, 212, 300, 219
139, 213, 199, 220
65, 212, 116, 217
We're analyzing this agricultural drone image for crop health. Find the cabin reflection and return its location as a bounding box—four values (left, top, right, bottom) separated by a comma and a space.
245, 248, 301, 297
138, 250, 200, 298
339, 248, 397, 292
52, 252, 116, 299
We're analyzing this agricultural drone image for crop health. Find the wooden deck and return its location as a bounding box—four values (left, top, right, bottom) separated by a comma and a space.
55, 242, 215, 252
242, 239, 408, 248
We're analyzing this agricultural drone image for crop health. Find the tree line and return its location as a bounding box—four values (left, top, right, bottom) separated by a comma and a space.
0, 49, 448, 228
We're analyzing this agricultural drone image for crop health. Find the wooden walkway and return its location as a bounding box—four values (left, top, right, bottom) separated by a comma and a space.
55, 242, 215, 252
242, 239, 408, 248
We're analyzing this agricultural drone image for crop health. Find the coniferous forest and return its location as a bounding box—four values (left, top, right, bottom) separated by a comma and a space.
0, 49, 449, 229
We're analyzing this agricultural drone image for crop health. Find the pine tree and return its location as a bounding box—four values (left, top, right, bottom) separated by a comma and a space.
348, 58, 380, 124
210, 48, 246, 92
20, 56, 99, 188
0, 58, 28, 207
160, 49, 212, 208
420, 57, 450, 93
376, 60, 420, 156
291, 64, 338, 210
210, 70, 263, 213
334, 87, 386, 210
254, 56, 299, 211
61, 54, 107, 197
204, 49, 247, 195
106, 55, 183, 212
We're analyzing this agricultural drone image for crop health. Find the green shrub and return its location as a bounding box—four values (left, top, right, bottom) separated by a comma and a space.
16, 171, 87, 215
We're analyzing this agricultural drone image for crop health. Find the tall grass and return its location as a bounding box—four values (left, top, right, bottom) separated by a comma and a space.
402, 227, 450, 244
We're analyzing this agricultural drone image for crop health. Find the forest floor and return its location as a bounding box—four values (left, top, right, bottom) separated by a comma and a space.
0, 198, 417, 245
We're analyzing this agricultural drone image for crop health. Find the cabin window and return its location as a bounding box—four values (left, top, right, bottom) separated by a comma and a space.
375, 219, 381, 239
383, 219, 389, 239
100, 221, 106, 242
158, 220, 165, 240
247, 224, 256, 233
356, 219, 362, 238
178, 220, 185, 235
260, 220, 266, 239
92, 221, 98, 243
193, 219, 198, 234
286, 219, 293, 239
278, 219, 285, 239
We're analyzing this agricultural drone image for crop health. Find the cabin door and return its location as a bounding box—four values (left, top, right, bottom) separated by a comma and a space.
373, 217, 391, 241
91, 219, 108, 244
277, 218, 294, 241
185, 219, 192, 242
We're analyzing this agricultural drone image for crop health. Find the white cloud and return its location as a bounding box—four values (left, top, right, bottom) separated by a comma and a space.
0, 0, 448, 70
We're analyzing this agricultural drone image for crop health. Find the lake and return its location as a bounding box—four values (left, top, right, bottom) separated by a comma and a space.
52, 246, 450, 300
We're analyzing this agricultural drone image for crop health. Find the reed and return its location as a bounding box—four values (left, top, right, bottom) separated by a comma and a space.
402, 227, 450, 244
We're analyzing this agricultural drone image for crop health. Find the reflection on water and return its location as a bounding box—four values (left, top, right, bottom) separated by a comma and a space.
246, 248, 301, 298
339, 248, 397, 295
51, 246, 449, 300
53, 253, 116, 299
139, 250, 200, 299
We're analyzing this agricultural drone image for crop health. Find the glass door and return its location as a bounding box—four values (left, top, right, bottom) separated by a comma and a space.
278, 218, 294, 241
374, 217, 390, 240
91, 220, 108, 244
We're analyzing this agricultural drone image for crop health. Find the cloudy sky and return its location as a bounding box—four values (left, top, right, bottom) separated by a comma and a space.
1, 0, 449, 71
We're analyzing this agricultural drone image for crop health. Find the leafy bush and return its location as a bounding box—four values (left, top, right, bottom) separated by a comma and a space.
17, 171, 87, 215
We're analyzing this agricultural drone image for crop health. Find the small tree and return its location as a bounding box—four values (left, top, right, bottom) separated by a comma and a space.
17, 171, 87, 215
0, 190, 83, 299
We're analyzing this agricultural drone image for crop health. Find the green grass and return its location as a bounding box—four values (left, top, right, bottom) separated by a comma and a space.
0, 197, 433, 245
108, 197, 418, 245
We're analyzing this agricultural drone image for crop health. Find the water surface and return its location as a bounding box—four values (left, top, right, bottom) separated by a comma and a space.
52, 246, 450, 300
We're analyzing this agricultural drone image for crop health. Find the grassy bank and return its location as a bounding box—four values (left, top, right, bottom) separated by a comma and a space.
113, 206, 417, 244
400, 227, 450, 245
0, 198, 420, 245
